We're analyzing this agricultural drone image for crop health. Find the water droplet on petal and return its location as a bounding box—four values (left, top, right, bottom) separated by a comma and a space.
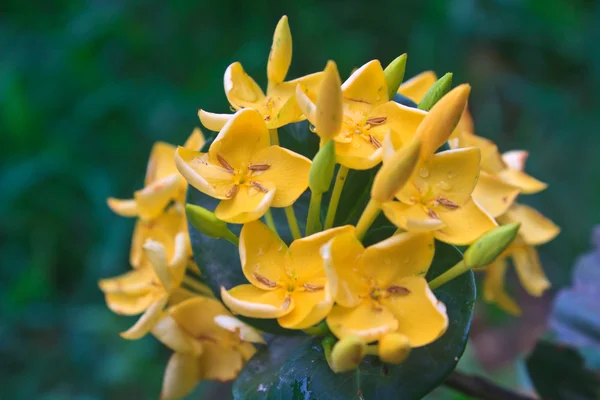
438, 181, 453, 191
419, 167, 430, 178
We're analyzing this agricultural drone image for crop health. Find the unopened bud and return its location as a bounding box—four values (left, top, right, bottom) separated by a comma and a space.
384, 54, 407, 101
267, 16, 292, 85
464, 223, 520, 269
378, 333, 411, 364
418, 73, 453, 111
315, 61, 343, 140
309, 140, 336, 194
330, 336, 367, 373
371, 139, 422, 202
185, 204, 239, 245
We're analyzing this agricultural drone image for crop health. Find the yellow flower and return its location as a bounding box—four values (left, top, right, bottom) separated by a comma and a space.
397, 71, 438, 104
296, 59, 427, 170
220, 220, 353, 329
175, 109, 311, 224
153, 297, 264, 399
199, 16, 323, 131
323, 230, 448, 345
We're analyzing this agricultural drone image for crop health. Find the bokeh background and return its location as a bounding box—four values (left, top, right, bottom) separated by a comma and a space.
2, 0, 599, 398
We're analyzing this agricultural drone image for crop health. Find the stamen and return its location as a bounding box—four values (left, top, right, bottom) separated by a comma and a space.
437, 197, 460, 210
226, 185, 239, 198
369, 134, 382, 148
253, 273, 276, 288
366, 116, 387, 125
251, 181, 269, 193
248, 164, 271, 171
387, 285, 411, 295
303, 283, 325, 292
281, 296, 292, 310
217, 155, 234, 173
428, 208, 440, 219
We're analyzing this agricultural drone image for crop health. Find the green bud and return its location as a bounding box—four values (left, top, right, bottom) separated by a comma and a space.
309, 140, 336, 194
330, 336, 366, 373
418, 72, 453, 111
464, 223, 521, 269
185, 204, 239, 246
384, 54, 407, 100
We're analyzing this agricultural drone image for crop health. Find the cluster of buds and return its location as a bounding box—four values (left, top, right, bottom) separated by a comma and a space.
101, 15, 558, 398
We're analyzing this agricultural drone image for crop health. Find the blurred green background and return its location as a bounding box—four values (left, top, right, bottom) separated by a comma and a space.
1, 0, 598, 398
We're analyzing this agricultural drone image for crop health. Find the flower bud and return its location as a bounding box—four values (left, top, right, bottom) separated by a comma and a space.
384, 54, 407, 100
464, 222, 521, 269
371, 139, 422, 202
418, 72, 453, 111
378, 333, 411, 364
315, 61, 343, 141
330, 336, 367, 373
309, 140, 336, 194
267, 16, 292, 85
185, 204, 238, 245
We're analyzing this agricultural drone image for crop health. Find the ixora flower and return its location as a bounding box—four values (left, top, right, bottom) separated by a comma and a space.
323, 230, 448, 345
175, 109, 311, 223
220, 220, 353, 329
381, 85, 497, 245
199, 16, 323, 132
296, 59, 426, 170
153, 297, 264, 399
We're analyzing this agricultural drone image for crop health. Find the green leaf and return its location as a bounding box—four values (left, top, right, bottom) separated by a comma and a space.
233, 241, 475, 399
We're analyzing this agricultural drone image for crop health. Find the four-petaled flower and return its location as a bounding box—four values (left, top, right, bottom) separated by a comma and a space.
323, 229, 448, 346
175, 109, 311, 223
221, 220, 353, 329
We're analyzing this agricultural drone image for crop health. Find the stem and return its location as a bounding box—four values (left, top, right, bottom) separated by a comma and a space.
285, 206, 301, 240
306, 191, 323, 236
355, 199, 381, 240
264, 209, 278, 235
445, 371, 536, 400
269, 128, 280, 146
303, 321, 330, 336
364, 344, 379, 356
322, 336, 336, 371
324, 166, 349, 229
429, 260, 469, 290
182, 276, 214, 296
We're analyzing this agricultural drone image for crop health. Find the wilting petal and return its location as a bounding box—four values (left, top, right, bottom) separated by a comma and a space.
224, 62, 265, 110
240, 220, 288, 289
342, 60, 388, 106
98, 267, 155, 295
497, 169, 547, 194
483, 258, 521, 316
418, 148, 480, 206
321, 231, 366, 308
143, 239, 171, 290
146, 142, 178, 185
161, 352, 200, 400
214, 182, 276, 224
381, 202, 445, 232
511, 245, 550, 297
198, 110, 232, 133
369, 102, 426, 146
221, 285, 293, 319
397, 71, 437, 103
107, 198, 138, 217
152, 314, 204, 354
381, 276, 448, 347
169, 297, 231, 339
213, 315, 266, 344
335, 137, 383, 170
278, 282, 333, 329
198, 342, 245, 381
250, 146, 311, 207
104, 291, 158, 316
472, 172, 521, 218
120, 295, 168, 340
175, 148, 234, 199
435, 198, 498, 245
363, 232, 435, 284
267, 16, 292, 86
327, 300, 398, 343
499, 203, 560, 246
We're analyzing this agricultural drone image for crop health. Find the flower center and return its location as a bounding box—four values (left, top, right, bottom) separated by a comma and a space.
217, 155, 271, 198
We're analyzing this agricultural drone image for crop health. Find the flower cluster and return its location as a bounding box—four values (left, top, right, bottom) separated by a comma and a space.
101, 15, 558, 399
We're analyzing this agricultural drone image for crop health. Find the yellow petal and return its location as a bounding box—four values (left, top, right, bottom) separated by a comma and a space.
104, 291, 158, 316
198, 110, 232, 133
168, 232, 190, 287
397, 71, 437, 103
362, 232, 435, 283
321, 231, 366, 308
221, 285, 293, 319
497, 169, 548, 194
381, 202, 445, 232
98, 267, 155, 294
278, 283, 333, 330
370, 102, 427, 146
146, 142, 178, 185
381, 276, 448, 347
214, 182, 276, 223
143, 239, 172, 290
472, 172, 521, 218
502, 150, 529, 171
268, 72, 324, 128
250, 145, 311, 207
315, 61, 343, 140
161, 352, 200, 400
327, 300, 398, 343
451, 131, 506, 174
120, 295, 168, 340
288, 225, 355, 281
511, 245, 550, 297
134, 175, 184, 220
295, 83, 317, 124
335, 136, 383, 170
499, 203, 560, 246
184, 127, 205, 151
130, 219, 147, 267
107, 198, 138, 217
213, 315, 266, 344
224, 62, 265, 110
267, 16, 292, 86
342, 60, 388, 106
168, 296, 231, 338
435, 198, 498, 245
418, 147, 481, 206
152, 314, 203, 354
197, 342, 245, 381
175, 147, 233, 199
483, 258, 522, 316
240, 220, 288, 289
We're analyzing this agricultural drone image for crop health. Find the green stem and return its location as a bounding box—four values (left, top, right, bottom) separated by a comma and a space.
269, 128, 279, 146
182, 276, 213, 296
355, 199, 381, 240
306, 191, 323, 236
364, 344, 379, 356
324, 166, 349, 229
303, 321, 330, 336
264, 209, 278, 235
428, 260, 469, 290
322, 336, 336, 371
285, 206, 301, 240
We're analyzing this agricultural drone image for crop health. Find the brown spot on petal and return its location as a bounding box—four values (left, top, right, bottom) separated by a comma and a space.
303, 283, 324, 292
217, 154, 234, 173
366, 116, 387, 125
251, 181, 269, 193
281, 296, 292, 311
369, 134, 382, 148
502, 196, 508, 203
437, 197, 460, 210
253, 273, 276, 288
428, 208, 440, 219
387, 285, 411, 295
226, 185, 239, 198
248, 164, 271, 171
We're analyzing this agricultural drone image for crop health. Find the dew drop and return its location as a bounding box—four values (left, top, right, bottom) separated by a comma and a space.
438, 181, 453, 191
419, 167, 430, 178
